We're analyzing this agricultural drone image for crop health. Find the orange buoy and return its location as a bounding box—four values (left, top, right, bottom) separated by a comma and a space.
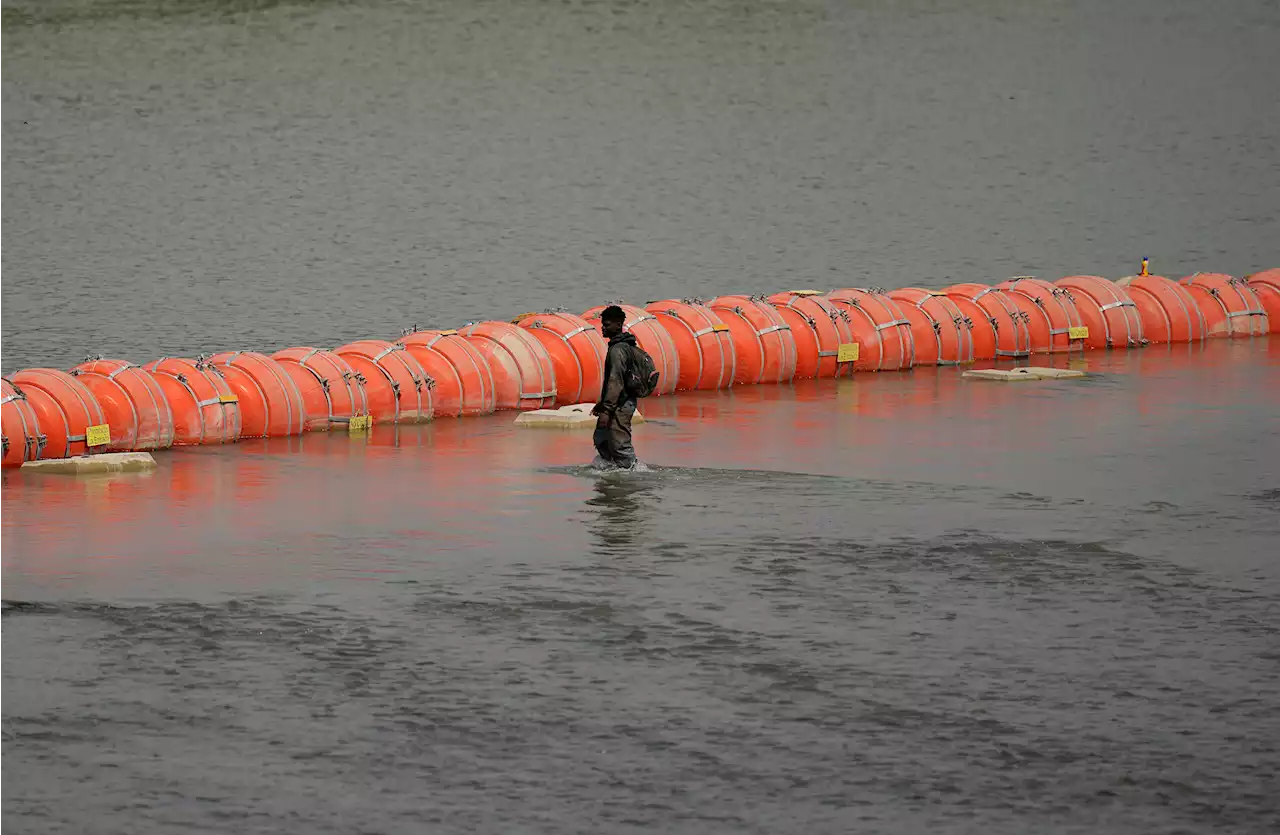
143, 358, 243, 445
271, 348, 369, 431
1055, 276, 1145, 350
333, 341, 434, 423
2, 378, 46, 467
944, 283, 1032, 359
1245, 268, 1280, 332
643, 299, 736, 390
706, 295, 798, 385
581, 304, 680, 396
70, 358, 175, 451
932, 292, 996, 361
1179, 273, 1269, 338
207, 351, 308, 437
996, 277, 1086, 354
1115, 275, 1207, 344
398, 329, 496, 417
513, 311, 607, 404
458, 322, 558, 410
886, 288, 976, 365
765, 291, 858, 379
10, 368, 108, 459
824, 288, 915, 370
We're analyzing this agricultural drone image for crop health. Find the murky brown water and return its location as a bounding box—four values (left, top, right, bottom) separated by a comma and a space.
4, 0, 1280, 832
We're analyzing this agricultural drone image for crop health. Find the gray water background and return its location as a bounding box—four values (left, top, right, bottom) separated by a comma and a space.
4, 1, 1280, 833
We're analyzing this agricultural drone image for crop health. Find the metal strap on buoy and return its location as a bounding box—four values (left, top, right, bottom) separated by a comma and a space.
1099, 300, 1136, 311
756, 324, 790, 335
876, 319, 911, 331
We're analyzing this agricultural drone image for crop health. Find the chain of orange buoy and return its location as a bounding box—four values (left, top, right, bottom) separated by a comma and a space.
3, 269, 1277, 468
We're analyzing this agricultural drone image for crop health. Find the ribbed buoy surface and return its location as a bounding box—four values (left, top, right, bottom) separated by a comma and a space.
398, 330, 496, 417
824, 288, 915, 370
144, 358, 242, 445
71, 359, 175, 451
644, 299, 736, 390
765, 291, 857, 379
458, 322, 558, 410
2, 378, 46, 467
1056, 276, 1145, 350
887, 288, 976, 365
1179, 273, 1269, 338
706, 295, 798, 385
936, 292, 996, 361
207, 351, 308, 437
944, 284, 1032, 359
582, 305, 680, 396
513, 311, 607, 404
272, 348, 368, 431
1115, 275, 1207, 344
1246, 268, 1280, 332
10, 368, 107, 459
997, 277, 1086, 354
333, 341, 434, 423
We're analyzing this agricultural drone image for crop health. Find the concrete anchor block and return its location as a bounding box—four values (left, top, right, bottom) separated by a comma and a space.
21, 452, 158, 475
514, 402, 646, 429
963, 367, 1087, 382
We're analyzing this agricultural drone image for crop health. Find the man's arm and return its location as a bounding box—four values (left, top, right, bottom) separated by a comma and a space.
593, 343, 628, 415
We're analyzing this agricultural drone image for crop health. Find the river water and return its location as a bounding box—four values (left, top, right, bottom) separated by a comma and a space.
4, 1, 1280, 833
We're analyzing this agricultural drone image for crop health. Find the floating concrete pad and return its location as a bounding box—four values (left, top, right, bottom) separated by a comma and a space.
963, 367, 1086, 382
514, 402, 646, 428
22, 452, 158, 474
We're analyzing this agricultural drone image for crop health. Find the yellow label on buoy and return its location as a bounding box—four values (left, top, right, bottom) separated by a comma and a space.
218, 393, 239, 404
1068, 326, 1090, 340
712, 324, 730, 333
348, 415, 372, 433
437, 329, 458, 336
837, 343, 860, 363
787, 290, 822, 297
85, 424, 112, 447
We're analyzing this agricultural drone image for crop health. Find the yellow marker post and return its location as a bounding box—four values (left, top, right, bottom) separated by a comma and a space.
1140, 257, 1150, 276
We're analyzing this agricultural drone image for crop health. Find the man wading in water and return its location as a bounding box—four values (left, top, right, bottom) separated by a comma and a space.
590, 305, 659, 469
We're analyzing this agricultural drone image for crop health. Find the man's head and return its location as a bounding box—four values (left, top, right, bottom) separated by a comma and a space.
600, 305, 626, 339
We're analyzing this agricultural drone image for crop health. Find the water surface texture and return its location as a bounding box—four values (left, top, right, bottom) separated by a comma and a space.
4, 1, 1280, 833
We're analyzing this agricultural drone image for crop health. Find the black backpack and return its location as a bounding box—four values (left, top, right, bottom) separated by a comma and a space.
623, 343, 660, 399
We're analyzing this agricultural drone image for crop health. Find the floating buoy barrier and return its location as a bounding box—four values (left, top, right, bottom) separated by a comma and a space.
824, 287, 915, 370
1115, 275, 1207, 344
944, 283, 1032, 359
71, 358, 176, 451
208, 351, 308, 437
765, 291, 858, 379
1, 264, 1274, 469
398, 329, 496, 417
512, 311, 607, 404
1246, 269, 1280, 332
888, 288, 976, 366
1179, 273, 1269, 338
457, 322, 557, 410
333, 340, 434, 424
643, 299, 736, 391
706, 295, 798, 385
997, 277, 1086, 354
2, 378, 46, 467
1055, 276, 1145, 350
271, 348, 368, 431
143, 358, 242, 445
582, 305, 680, 396
9, 369, 109, 460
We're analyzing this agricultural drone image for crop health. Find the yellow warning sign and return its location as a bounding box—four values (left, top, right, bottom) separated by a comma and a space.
348, 415, 372, 433
837, 343, 860, 363
1068, 326, 1090, 340
712, 324, 730, 332
85, 424, 112, 447
218, 393, 239, 404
